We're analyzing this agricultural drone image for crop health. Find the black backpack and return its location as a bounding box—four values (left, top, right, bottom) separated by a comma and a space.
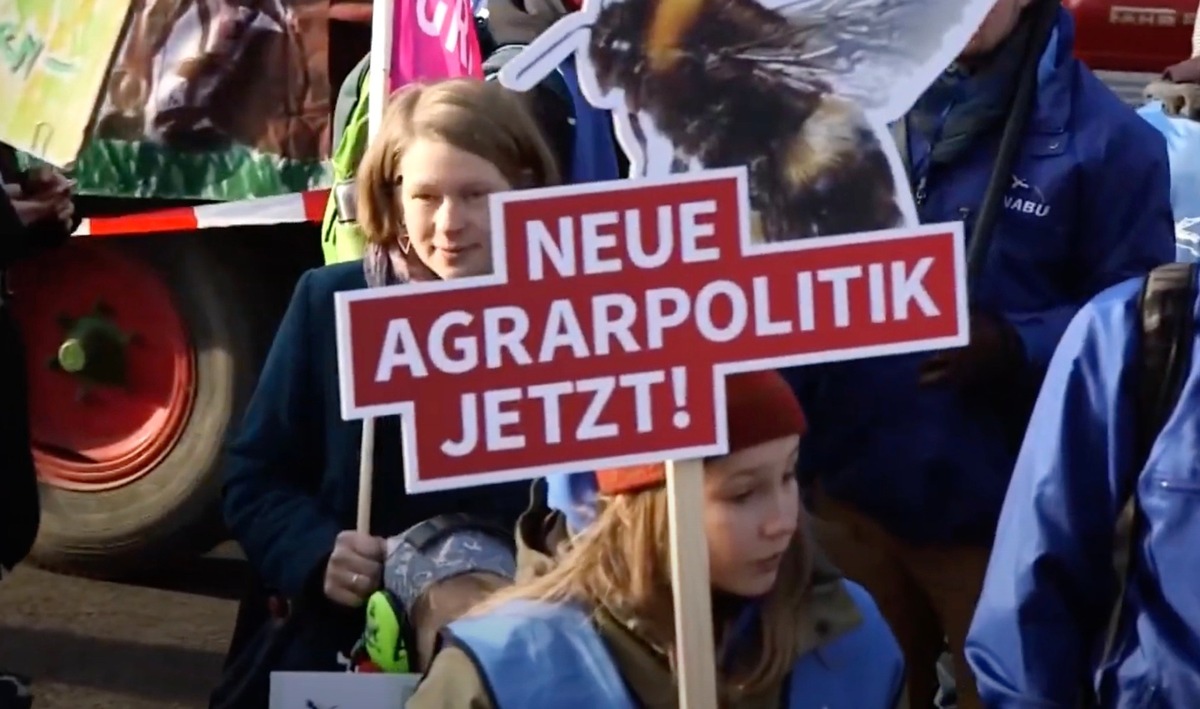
475, 17, 575, 115
481, 40, 577, 176
1099, 262, 1197, 671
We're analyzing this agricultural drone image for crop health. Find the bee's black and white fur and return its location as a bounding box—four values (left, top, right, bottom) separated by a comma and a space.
498, 0, 998, 241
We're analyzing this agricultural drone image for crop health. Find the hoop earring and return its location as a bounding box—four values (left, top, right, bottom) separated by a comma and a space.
397, 230, 411, 255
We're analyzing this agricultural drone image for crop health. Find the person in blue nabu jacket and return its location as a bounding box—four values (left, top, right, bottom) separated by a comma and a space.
783, 1, 1175, 707
407, 372, 905, 709
966, 275, 1200, 707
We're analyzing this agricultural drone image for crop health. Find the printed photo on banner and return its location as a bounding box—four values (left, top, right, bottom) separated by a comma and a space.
496, 0, 1000, 240
335, 168, 968, 493
76, 0, 332, 200
0, 0, 134, 167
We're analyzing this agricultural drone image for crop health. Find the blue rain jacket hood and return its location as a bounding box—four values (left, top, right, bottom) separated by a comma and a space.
966, 274, 1200, 707
783, 8, 1175, 545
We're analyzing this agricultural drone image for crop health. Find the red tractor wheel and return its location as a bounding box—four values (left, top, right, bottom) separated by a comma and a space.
10, 236, 264, 577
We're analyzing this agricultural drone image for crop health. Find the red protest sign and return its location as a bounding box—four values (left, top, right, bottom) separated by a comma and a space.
335, 168, 967, 492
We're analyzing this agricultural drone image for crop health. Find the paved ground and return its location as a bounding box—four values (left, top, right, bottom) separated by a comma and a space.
0, 553, 247, 709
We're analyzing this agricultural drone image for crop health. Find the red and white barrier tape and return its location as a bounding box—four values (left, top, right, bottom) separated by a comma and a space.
73, 189, 330, 237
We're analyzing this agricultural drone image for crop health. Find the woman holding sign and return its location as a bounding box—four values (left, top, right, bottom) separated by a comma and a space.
215, 78, 561, 699
407, 371, 905, 709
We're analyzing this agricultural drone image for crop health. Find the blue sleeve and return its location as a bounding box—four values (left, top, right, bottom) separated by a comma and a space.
966, 279, 1142, 707
222, 270, 341, 598
1005, 125, 1174, 370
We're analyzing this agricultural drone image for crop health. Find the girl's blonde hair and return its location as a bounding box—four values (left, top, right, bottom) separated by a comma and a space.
356, 78, 562, 246
474, 488, 816, 700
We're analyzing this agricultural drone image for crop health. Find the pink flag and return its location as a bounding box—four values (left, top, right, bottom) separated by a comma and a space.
390, 0, 483, 90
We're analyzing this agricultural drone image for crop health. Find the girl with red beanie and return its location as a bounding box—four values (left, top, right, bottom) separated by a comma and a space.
407, 370, 906, 709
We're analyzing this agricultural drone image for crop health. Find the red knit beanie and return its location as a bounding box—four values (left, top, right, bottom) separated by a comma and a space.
595, 370, 807, 495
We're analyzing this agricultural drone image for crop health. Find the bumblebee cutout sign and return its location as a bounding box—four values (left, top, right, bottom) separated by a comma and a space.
498, 0, 1000, 241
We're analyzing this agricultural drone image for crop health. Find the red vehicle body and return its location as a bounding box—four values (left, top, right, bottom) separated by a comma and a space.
1069, 0, 1197, 104
1070, 0, 1195, 73
9, 0, 1194, 578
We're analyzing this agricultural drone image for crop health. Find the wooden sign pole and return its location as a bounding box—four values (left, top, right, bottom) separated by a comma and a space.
666, 458, 719, 709
356, 420, 376, 533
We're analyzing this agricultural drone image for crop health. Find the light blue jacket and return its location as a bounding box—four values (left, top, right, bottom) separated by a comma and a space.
1137, 101, 1200, 262
966, 274, 1200, 707
445, 580, 905, 708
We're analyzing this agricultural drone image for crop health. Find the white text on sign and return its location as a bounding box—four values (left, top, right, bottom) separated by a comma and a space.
334, 169, 968, 492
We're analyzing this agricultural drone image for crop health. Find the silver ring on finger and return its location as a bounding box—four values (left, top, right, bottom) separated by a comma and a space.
350, 572, 363, 588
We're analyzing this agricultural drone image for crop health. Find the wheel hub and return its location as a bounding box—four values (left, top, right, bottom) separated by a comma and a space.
51, 302, 135, 394
8, 242, 197, 492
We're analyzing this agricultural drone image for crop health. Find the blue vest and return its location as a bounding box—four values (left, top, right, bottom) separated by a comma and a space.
445, 581, 904, 708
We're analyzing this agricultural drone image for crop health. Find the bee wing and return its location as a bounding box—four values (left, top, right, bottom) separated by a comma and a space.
739, 0, 997, 119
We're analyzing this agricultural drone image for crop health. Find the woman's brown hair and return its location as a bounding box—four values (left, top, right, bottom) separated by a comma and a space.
473, 488, 816, 702
356, 78, 562, 247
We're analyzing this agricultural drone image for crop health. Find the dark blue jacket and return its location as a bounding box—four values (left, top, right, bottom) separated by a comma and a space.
785, 10, 1175, 545
221, 261, 528, 663
967, 275, 1200, 707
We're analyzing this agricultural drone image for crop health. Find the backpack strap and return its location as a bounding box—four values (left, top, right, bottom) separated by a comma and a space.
320, 57, 374, 263
1100, 262, 1197, 666
331, 53, 371, 154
